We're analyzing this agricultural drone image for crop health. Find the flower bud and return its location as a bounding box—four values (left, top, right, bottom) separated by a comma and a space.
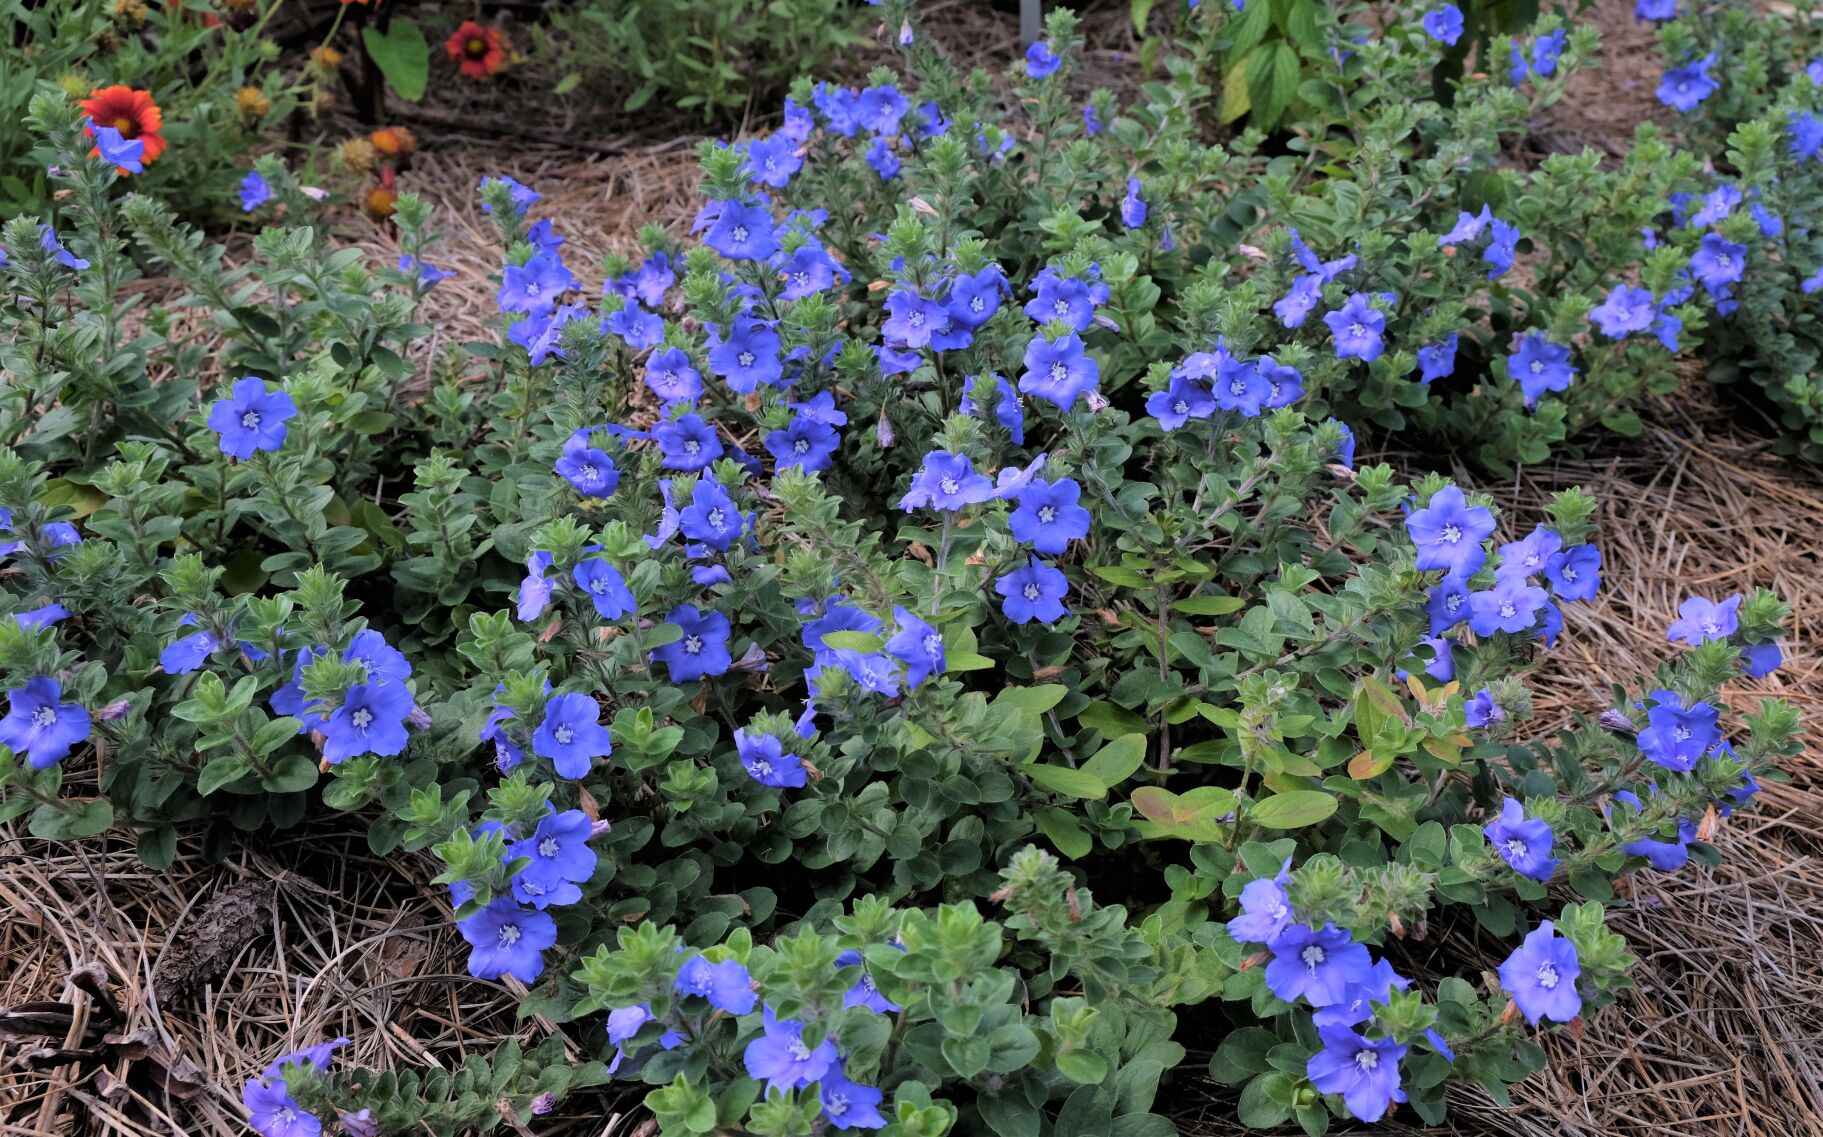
96, 698, 133, 722
529, 1093, 557, 1116
1598, 708, 1637, 735
588, 818, 615, 840
339, 1110, 377, 1137
406, 706, 432, 730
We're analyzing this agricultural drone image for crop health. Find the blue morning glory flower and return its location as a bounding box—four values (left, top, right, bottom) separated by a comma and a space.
652, 606, 733, 682
1690, 233, 1746, 293
865, 137, 901, 180
736, 728, 808, 788
1307, 1026, 1407, 1123
1590, 285, 1657, 338
1425, 577, 1471, 634
778, 246, 842, 300
1495, 525, 1563, 580
1226, 858, 1294, 945
1530, 28, 1567, 75
1147, 374, 1216, 429
459, 898, 556, 982
837, 949, 902, 1013
1465, 688, 1505, 728
207, 377, 297, 460
1742, 641, 1782, 678
533, 692, 613, 778
1019, 333, 1100, 410
652, 413, 723, 471
1498, 920, 1581, 1025
572, 555, 637, 620
269, 646, 328, 732
1274, 274, 1324, 328
820, 648, 900, 698
959, 374, 1026, 444
1258, 357, 1304, 408
1636, 688, 1720, 772
1666, 593, 1741, 644
801, 596, 881, 666
1416, 336, 1458, 383
244, 1078, 317, 1137
1691, 184, 1741, 227
947, 267, 1009, 330
820, 1062, 888, 1131
676, 955, 757, 1015
1121, 178, 1148, 228
1405, 486, 1496, 576
995, 557, 1070, 625
766, 414, 840, 473
1025, 41, 1062, 78
510, 808, 597, 894
1544, 544, 1601, 601
883, 607, 945, 689
0, 677, 89, 769
1330, 420, 1356, 469
1263, 923, 1373, 1006
603, 303, 664, 350
744, 136, 802, 188
1008, 477, 1091, 554
161, 619, 219, 674
1611, 790, 1695, 870
883, 289, 951, 350
1082, 103, 1103, 135
399, 254, 452, 288
708, 317, 784, 393
1023, 269, 1102, 332
37, 225, 88, 270
1399, 635, 1454, 683
497, 252, 576, 315
900, 451, 995, 511
556, 443, 620, 499
1423, 4, 1464, 45
1483, 797, 1559, 881
1324, 293, 1386, 362
518, 551, 557, 622
704, 200, 779, 261
1635, 0, 1675, 18
644, 347, 703, 406
321, 681, 413, 765
239, 171, 271, 212
1658, 53, 1719, 111
1469, 577, 1548, 635
743, 1008, 840, 1090
855, 84, 910, 134
678, 480, 744, 551
1508, 333, 1575, 405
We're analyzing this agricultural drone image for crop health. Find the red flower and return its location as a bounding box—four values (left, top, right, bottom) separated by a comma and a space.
445, 22, 509, 79
79, 86, 167, 168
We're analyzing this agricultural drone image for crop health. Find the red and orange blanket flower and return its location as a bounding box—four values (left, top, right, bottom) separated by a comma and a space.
80, 85, 167, 168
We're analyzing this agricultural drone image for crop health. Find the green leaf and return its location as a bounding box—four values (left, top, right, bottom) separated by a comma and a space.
819, 630, 883, 652
1209, 1027, 1279, 1085
1248, 790, 1338, 829
1055, 1048, 1109, 1085
1081, 734, 1148, 787
259, 753, 321, 794
1024, 764, 1107, 799
362, 22, 431, 102
29, 799, 114, 839
554, 72, 582, 96
197, 753, 254, 796
1173, 595, 1246, 616
1035, 805, 1093, 858
993, 685, 1068, 716
1077, 700, 1149, 738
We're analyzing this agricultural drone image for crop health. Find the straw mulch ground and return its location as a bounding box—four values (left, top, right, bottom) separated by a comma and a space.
6, 1, 1823, 1135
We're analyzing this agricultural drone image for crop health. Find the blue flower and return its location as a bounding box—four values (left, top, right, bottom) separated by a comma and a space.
458, 898, 557, 982
479, 176, 539, 215
1658, 53, 1718, 111
766, 414, 840, 472
1311, 957, 1410, 1031
604, 303, 664, 350
1425, 577, 1471, 634
343, 629, 411, 684
510, 808, 597, 893
1483, 797, 1559, 881
1331, 420, 1357, 469
653, 413, 724, 471
13, 602, 69, 630
244, 1078, 318, 1137
1023, 269, 1102, 332
1484, 218, 1520, 278
742, 1007, 839, 1090
1019, 333, 1100, 410
1635, 0, 1675, 18
1264, 923, 1373, 1006
838, 949, 902, 1013
1120, 178, 1148, 228
644, 347, 704, 406
947, 267, 1008, 330
321, 681, 413, 764
1465, 688, 1505, 728
207, 377, 297, 460
736, 728, 807, 788
1226, 858, 1294, 945
1147, 374, 1216, 429
399, 254, 452, 288
1790, 112, 1823, 160
1531, 28, 1567, 75
1422, 4, 1464, 45
1259, 357, 1304, 408
678, 480, 745, 551
1508, 334, 1575, 405
1082, 103, 1103, 135
884, 607, 944, 689
1544, 544, 1601, 601
556, 443, 620, 499
270, 646, 328, 732
779, 245, 843, 299
38, 225, 89, 270
1666, 593, 1741, 644
1691, 184, 1741, 227
1742, 642, 1782, 678
1440, 206, 1492, 245
1635, 689, 1720, 772
883, 289, 951, 350
1611, 790, 1695, 870
1324, 293, 1386, 362
572, 555, 637, 620
1274, 274, 1324, 328
161, 622, 219, 675
1405, 486, 1496, 576
708, 317, 783, 393
519, 551, 557, 621
744, 136, 802, 188
676, 955, 757, 1015
900, 451, 995, 511
865, 137, 901, 180
820, 1062, 888, 1130
704, 200, 779, 261
1008, 478, 1091, 554
91, 123, 145, 172
995, 557, 1069, 625
652, 606, 733, 681
1691, 232, 1747, 294
1590, 285, 1656, 338
533, 692, 613, 778
1416, 336, 1458, 383
855, 84, 910, 134
1498, 920, 1581, 1025
1307, 1026, 1407, 1123
0, 677, 89, 769
1025, 41, 1062, 78
239, 171, 272, 212
498, 252, 577, 315
1494, 526, 1562, 580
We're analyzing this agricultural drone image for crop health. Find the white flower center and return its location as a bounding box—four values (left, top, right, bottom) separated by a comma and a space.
1505, 838, 1528, 859
580, 465, 597, 483
1348, 322, 1365, 338
785, 1037, 811, 1062
1530, 360, 1545, 374
241, 411, 260, 429
351, 708, 373, 729
732, 225, 750, 243
752, 758, 773, 775
684, 635, 703, 655
498, 924, 521, 947
923, 632, 942, 657
31, 706, 55, 727
1441, 524, 1462, 544
1301, 944, 1326, 970
1049, 362, 1067, 382
793, 272, 809, 288
970, 296, 985, 312
538, 837, 559, 857
684, 440, 701, 455
1564, 566, 1579, 581
1499, 601, 1517, 618
939, 477, 959, 495
738, 351, 756, 368
1537, 963, 1559, 989
1038, 506, 1056, 524
526, 282, 541, 296
828, 1093, 850, 1116
793, 438, 810, 454
555, 724, 575, 745
1172, 399, 1188, 415
1022, 583, 1040, 601
1354, 1049, 1379, 1072
909, 311, 925, 327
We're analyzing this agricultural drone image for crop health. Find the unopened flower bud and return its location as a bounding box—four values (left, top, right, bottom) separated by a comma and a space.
876, 413, 894, 448
1598, 708, 1637, 735
589, 818, 615, 840
529, 1093, 557, 1116
339, 1110, 377, 1137
406, 706, 432, 730
96, 698, 133, 722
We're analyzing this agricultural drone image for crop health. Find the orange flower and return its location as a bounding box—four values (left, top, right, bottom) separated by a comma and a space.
369, 125, 416, 159
445, 22, 508, 79
362, 185, 398, 222
79, 85, 167, 167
